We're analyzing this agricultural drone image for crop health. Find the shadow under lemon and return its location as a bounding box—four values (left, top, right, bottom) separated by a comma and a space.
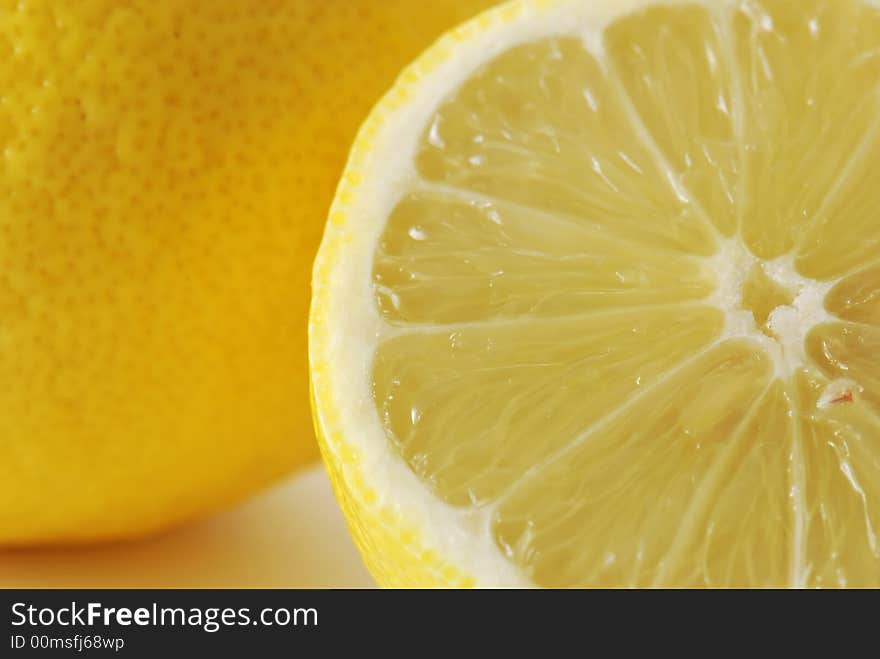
0, 465, 373, 588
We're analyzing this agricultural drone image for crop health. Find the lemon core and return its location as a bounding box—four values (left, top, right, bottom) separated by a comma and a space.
707, 239, 835, 377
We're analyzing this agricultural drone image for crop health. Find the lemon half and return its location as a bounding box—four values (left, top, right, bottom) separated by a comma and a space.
311, 0, 880, 587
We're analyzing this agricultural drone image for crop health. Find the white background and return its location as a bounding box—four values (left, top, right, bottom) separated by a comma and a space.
0, 465, 375, 588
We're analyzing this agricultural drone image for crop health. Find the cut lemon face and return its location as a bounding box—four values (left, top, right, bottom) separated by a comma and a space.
310, 0, 880, 587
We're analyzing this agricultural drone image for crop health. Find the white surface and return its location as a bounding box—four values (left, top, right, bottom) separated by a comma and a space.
0, 465, 375, 588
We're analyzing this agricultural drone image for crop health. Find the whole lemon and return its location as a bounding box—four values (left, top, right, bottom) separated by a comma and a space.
0, 0, 496, 545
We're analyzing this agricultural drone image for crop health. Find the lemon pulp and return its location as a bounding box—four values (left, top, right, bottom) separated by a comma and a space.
366, 0, 880, 586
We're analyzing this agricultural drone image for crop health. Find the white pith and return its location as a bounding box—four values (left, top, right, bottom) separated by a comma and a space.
310, 0, 879, 587
706, 238, 837, 378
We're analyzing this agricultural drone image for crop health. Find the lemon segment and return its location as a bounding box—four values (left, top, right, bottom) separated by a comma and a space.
824, 265, 880, 326
605, 4, 740, 237
792, 370, 880, 587
374, 306, 722, 507
494, 341, 777, 587
734, 0, 880, 261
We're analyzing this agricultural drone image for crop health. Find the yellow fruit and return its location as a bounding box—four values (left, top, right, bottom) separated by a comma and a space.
0, 0, 497, 545
311, 0, 880, 586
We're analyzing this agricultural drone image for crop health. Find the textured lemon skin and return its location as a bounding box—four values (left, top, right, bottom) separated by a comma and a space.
311, 0, 543, 588
0, 0, 496, 546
